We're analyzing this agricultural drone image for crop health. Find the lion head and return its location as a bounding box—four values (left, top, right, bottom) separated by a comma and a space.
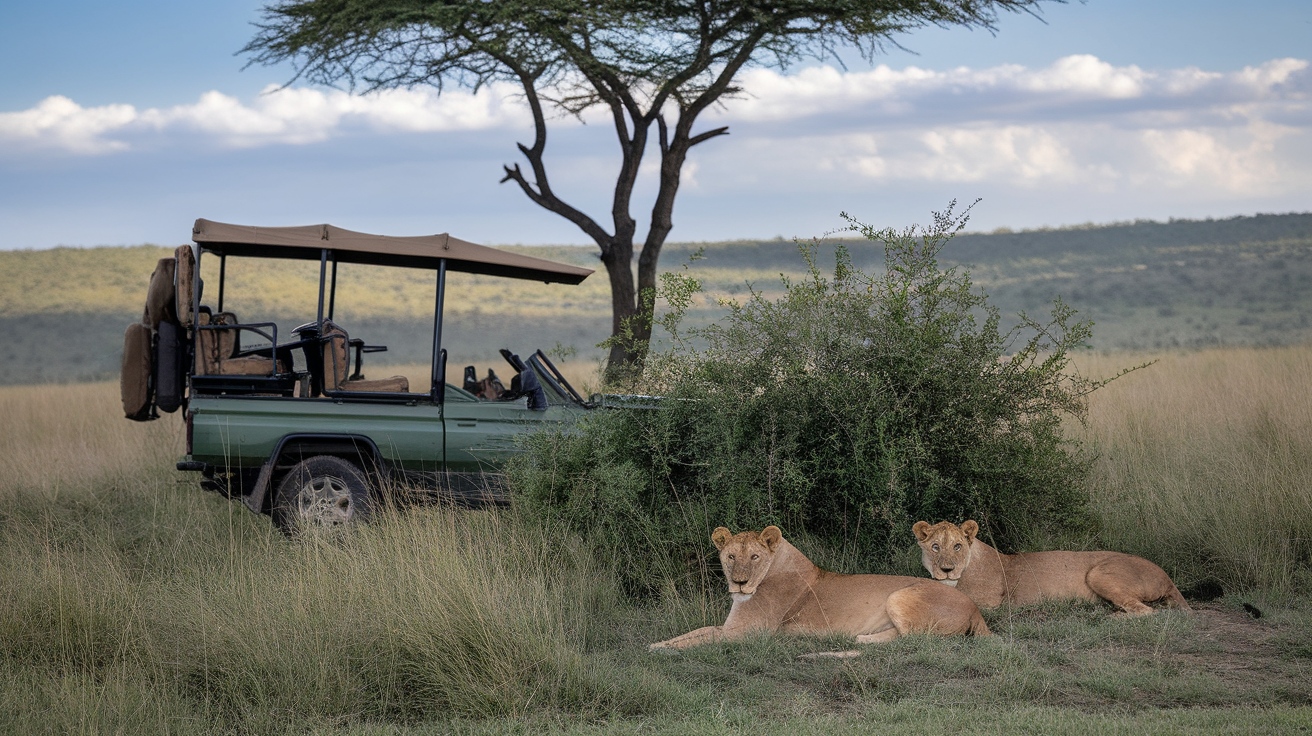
711, 525, 782, 600
912, 520, 978, 584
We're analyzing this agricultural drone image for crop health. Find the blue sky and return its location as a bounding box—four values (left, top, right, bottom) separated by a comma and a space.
1, 0, 1309, 250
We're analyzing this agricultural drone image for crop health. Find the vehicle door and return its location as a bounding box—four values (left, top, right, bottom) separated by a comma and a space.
440, 386, 572, 501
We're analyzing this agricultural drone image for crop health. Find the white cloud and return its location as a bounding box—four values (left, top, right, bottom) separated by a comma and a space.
915, 126, 1077, 183
0, 83, 531, 153
0, 95, 137, 154
1137, 119, 1293, 193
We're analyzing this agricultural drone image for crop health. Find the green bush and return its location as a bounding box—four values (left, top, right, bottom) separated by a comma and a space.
513, 203, 1102, 594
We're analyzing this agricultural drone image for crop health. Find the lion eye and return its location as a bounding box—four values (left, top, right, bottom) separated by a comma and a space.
727, 554, 735, 560
750, 554, 759, 561
954, 544, 962, 551
932, 544, 940, 552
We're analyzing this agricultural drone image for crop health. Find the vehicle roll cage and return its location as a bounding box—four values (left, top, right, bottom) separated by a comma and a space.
186, 219, 593, 403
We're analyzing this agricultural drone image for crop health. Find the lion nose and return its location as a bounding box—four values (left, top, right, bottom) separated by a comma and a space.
940, 565, 954, 573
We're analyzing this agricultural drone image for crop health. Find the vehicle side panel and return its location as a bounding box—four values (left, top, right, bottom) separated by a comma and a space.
189, 396, 443, 471
441, 396, 577, 473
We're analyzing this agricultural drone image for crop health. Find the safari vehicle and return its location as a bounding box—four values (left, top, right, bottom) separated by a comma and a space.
121, 219, 595, 532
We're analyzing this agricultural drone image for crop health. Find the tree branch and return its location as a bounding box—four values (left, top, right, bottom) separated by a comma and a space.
498, 61, 612, 250
688, 126, 729, 147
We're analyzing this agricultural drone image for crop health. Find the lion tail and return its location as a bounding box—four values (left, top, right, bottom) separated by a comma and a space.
1165, 584, 1192, 611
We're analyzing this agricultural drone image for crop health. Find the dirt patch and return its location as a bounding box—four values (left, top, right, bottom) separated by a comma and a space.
1163, 604, 1310, 702
1187, 604, 1280, 656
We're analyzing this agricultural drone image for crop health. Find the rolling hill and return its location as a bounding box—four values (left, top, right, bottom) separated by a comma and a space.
1, 212, 1308, 385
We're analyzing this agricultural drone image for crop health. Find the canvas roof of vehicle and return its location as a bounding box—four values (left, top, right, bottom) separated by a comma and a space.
191, 218, 593, 285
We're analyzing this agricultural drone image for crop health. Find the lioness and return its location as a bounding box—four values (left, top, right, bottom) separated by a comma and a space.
649, 526, 990, 650
913, 520, 1190, 615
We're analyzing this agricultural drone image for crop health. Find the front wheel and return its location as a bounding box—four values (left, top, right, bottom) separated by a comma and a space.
273, 455, 373, 534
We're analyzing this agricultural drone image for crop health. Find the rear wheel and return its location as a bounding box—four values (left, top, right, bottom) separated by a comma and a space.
273, 455, 373, 534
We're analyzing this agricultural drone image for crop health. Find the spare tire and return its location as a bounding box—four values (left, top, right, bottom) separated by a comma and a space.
121, 322, 155, 421
154, 320, 183, 413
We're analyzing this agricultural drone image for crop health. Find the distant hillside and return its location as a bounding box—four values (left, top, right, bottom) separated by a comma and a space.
1, 213, 1309, 384
662, 212, 1312, 353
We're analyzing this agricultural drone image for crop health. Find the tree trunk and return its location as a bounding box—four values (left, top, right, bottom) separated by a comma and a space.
600, 236, 649, 381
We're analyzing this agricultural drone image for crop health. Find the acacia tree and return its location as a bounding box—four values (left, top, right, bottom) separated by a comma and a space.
243, 0, 1052, 377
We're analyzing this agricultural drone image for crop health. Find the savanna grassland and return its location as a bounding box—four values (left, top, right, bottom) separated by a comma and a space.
3, 212, 1312, 733
2, 345, 1312, 734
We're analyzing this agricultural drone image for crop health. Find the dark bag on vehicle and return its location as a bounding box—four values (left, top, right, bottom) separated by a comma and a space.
503, 353, 547, 411
121, 322, 156, 421
518, 366, 547, 411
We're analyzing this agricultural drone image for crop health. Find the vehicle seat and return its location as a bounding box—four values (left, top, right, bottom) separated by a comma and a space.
321, 320, 409, 393
196, 311, 279, 376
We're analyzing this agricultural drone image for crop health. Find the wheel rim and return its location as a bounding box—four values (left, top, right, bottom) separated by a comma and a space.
294, 475, 356, 527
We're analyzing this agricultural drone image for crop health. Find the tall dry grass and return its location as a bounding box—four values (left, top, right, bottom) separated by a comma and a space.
3, 345, 1311, 731
1071, 343, 1312, 593
0, 380, 683, 733
0, 381, 182, 497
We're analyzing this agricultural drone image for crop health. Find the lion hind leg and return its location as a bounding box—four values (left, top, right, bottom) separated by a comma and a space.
1086, 558, 1183, 615
884, 584, 990, 638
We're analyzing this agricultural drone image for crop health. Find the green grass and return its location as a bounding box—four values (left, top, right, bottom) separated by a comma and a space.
4, 469, 1311, 735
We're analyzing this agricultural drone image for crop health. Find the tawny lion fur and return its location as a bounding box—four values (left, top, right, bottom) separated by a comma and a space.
912, 520, 1190, 616
649, 526, 990, 651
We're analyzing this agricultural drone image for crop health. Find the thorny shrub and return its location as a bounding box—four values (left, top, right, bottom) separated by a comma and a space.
512, 203, 1108, 596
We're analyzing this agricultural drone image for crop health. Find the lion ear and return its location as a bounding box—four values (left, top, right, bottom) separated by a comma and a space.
912, 521, 932, 542
711, 527, 732, 550
961, 520, 979, 541
760, 525, 783, 552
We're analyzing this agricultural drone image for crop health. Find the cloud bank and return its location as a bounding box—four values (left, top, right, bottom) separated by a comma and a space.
1, 55, 1308, 197
707, 55, 1309, 195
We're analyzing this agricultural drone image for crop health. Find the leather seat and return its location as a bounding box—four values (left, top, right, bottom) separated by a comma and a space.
320, 320, 409, 393
196, 311, 278, 376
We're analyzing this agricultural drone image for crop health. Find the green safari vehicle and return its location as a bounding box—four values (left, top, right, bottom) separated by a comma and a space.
120, 219, 596, 532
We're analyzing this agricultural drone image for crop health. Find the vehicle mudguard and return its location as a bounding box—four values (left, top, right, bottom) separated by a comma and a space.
240, 434, 386, 515
154, 320, 183, 413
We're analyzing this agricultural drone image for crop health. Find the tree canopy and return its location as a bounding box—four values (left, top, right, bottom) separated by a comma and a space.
244, 0, 1057, 376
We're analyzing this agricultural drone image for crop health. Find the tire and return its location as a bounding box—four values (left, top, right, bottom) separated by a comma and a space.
154, 320, 183, 413
273, 455, 373, 534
